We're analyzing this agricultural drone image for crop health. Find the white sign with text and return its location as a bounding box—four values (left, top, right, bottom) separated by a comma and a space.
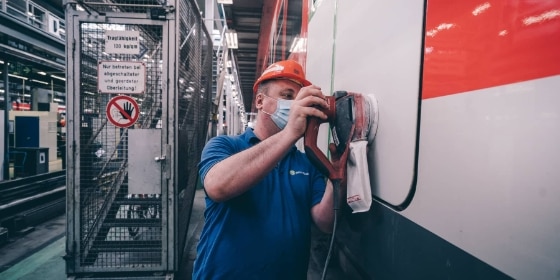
104, 30, 140, 54
98, 61, 146, 94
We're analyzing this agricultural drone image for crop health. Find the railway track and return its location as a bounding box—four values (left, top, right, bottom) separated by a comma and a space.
0, 171, 66, 243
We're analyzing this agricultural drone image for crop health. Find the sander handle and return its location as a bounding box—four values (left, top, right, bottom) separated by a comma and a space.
304, 117, 335, 178
304, 96, 348, 181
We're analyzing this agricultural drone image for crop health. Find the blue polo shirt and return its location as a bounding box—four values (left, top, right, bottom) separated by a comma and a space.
193, 128, 326, 280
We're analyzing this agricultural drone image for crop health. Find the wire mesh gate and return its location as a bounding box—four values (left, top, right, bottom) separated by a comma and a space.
65, 0, 213, 278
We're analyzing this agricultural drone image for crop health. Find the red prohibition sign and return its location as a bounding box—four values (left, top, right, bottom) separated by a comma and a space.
106, 95, 140, 128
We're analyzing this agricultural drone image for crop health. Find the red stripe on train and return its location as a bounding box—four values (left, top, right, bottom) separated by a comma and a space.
423, 0, 560, 99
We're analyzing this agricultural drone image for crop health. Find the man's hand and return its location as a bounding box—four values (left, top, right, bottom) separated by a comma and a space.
283, 85, 329, 139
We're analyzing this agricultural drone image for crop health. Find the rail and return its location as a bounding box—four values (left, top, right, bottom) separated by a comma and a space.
0, 171, 65, 206
0, 171, 66, 235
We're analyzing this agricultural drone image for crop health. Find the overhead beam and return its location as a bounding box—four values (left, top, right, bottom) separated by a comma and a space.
255, 0, 282, 81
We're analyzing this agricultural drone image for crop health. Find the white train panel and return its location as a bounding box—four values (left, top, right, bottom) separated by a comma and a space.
411, 76, 560, 280
305, 0, 560, 279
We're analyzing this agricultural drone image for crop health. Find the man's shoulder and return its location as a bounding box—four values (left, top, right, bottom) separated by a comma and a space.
208, 133, 247, 147
210, 129, 254, 143
204, 131, 253, 155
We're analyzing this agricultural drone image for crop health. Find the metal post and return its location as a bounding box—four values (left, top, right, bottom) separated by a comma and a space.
204, 0, 215, 34
3, 61, 9, 180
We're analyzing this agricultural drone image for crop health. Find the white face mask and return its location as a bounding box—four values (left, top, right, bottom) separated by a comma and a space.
261, 95, 293, 129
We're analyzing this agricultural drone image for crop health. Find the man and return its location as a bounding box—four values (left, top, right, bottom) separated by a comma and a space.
193, 60, 337, 279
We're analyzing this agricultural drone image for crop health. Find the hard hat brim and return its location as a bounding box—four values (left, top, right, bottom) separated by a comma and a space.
253, 75, 311, 94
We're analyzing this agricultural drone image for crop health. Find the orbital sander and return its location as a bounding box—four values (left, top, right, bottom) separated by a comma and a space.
304, 90, 379, 212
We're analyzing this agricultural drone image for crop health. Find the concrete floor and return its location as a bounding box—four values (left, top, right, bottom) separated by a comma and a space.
0, 214, 66, 279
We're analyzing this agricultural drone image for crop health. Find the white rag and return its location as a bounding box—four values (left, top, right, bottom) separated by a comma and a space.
346, 140, 372, 213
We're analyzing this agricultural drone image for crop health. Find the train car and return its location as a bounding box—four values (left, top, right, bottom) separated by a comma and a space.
302, 0, 560, 279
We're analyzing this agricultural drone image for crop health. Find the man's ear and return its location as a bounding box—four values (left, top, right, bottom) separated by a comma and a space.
255, 93, 264, 110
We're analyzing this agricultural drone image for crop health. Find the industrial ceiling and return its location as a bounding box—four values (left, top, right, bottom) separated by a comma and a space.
220, 0, 303, 113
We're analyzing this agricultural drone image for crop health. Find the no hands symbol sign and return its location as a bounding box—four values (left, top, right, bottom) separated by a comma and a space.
106, 95, 139, 128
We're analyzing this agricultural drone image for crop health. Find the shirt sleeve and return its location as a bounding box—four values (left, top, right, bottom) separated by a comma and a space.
310, 165, 327, 207
198, 136, 237, 184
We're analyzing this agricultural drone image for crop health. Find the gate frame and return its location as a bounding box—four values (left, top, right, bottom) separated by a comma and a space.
64, 4, 179, 277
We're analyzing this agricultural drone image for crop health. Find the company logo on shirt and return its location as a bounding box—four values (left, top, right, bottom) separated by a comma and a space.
290, 170, 309, 176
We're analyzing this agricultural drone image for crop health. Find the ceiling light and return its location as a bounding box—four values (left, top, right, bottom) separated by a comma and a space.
30, 79, 49, 85
51, 75, 66, 81
9, 74, 28, 80
217, 0, 233, 4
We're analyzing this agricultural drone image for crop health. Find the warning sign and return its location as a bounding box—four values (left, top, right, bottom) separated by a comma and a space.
106, 96, 140, 128
104, 30, 140, 54
98, 61, 146, 94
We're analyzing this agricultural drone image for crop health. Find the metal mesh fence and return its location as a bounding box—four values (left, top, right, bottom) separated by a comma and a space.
74, 0, 170, 14
67, 0, 213, 275
78, 22, 164, 270
175, 0, 213, 261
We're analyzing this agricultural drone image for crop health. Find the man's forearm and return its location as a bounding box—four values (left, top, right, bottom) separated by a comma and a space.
312, 180, 346, 233
204, 129, 299, 202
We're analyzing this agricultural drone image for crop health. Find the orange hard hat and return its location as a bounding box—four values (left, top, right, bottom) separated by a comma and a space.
253, 60, 311, 94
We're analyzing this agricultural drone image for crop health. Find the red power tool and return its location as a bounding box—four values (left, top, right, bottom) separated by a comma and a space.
304, 91, 378, 182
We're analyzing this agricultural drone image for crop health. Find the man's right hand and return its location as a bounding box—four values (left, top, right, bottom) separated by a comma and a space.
283, 85, 329, 139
